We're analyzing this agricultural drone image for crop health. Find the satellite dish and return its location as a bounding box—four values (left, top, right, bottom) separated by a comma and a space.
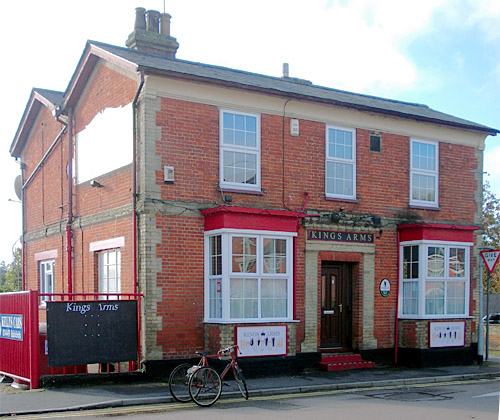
14, 175, 22, 201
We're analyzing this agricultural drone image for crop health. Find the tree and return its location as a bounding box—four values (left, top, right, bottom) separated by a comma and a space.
482, 181, 500, 293
0, 248, 22, 293
0, 261, 7, 290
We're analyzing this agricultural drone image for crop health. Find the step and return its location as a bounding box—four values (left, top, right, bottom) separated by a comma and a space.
317, 360, 375, 371
320, 354, 363, 363
317, 353, 375, 371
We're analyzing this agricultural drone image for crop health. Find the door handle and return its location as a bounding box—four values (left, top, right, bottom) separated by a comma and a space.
338, 303, 343, 313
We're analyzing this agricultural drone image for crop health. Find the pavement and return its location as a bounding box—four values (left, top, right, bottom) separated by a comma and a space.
0, 358, 499, 416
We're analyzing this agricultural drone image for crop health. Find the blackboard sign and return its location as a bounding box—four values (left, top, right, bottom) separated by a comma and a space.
46, 300, 138, 367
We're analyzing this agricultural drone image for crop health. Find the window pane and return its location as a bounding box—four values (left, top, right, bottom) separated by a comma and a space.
326, 162, 353, 196
402, 281, 418, 315
412, 141, 436, 171
230, 278, 257, 318
261, 279, 287, 318
210, 235, 222, 276
329, 128, 353, 160
449, 248, 465, 278
425, 281, 444, 315
427, 247, 444, 277
99, 250, 121, 295
232, 237, 256, 273
209, 278, 222, 318
412, 173, 436, 202
263, 238, 287, 274
223, 151, 257, 185
446, 282, 465, 314
403, 245, 419, 279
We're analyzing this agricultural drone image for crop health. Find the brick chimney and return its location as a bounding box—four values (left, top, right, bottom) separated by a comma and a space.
126, 7, 179, 58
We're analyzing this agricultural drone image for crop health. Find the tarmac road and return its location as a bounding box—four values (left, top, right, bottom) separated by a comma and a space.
2, 378, 498, 420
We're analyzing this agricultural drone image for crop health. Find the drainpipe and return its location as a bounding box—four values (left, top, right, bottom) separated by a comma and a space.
394, 229, 401, 364
21, 163, 26, 290
66, 107, 74, 295
132, 72, 145, 295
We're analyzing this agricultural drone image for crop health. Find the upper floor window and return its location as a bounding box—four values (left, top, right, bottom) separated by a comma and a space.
410, 139, 439, 208
400, 242, 469, 318
39, 260, 55, 304
326, 125, 356, 200
98, 249, 121, 299
219, 110, 261, 192
205, 230, 294, 322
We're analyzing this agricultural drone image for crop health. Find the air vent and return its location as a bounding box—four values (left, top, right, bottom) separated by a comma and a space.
370, 134, 381, 152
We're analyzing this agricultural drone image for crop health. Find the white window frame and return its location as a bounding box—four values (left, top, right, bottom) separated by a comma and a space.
399, 240, 471, 319
204, 229, 295, 323
39, 259, 55, 304
219, 109, 261, 192
410, 138, 439, 208
325, 125, 357, 200
98, 248, 121, 299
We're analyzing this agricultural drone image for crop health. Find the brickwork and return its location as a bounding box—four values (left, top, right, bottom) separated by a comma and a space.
398, 319, 472, 349
16, 51, 484, 367
20, 63, 138, 334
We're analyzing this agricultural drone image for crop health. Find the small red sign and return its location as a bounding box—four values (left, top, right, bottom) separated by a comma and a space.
480, 250, 500, 274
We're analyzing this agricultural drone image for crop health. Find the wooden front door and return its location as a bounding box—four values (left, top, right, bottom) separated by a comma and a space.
320, 263, 352, 349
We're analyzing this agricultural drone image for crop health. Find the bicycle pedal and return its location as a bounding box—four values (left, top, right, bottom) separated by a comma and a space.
223, 382, 230, 386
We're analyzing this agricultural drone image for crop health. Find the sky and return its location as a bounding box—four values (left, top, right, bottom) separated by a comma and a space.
0, 0, 499, 264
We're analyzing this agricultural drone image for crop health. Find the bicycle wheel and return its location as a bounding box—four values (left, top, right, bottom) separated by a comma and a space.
188, 366, 222, 407
168, 363, 192, 402
233, 365, 249, 399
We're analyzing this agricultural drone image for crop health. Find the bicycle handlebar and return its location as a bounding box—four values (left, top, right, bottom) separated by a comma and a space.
217, 345, 239, 356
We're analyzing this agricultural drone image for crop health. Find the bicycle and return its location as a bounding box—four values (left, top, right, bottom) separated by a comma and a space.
168, 345, 248, 406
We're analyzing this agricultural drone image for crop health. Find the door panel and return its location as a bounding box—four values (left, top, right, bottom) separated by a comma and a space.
320, 263, 352, 349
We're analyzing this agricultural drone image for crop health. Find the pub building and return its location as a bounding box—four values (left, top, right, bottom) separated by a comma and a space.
9, 7, 497, 374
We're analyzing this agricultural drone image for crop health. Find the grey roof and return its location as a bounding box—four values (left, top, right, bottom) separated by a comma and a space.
90, 40, 498, 135
33, 88, 64, 107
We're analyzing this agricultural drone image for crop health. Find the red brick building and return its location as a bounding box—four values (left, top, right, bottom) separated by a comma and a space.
9, 8, 498, 371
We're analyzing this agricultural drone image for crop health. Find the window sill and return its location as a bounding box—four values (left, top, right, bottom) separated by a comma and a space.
219, 187, 263, 196
409, 203, 440, 211
325, 196, 358, 203
398, 315, 473, 320
203, 319, 300, 324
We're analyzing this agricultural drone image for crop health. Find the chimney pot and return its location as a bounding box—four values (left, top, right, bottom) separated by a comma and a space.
160, 13, 172, 36
283, 63, 289, 78
146, 10, 160, 33
134, 7, 146, 30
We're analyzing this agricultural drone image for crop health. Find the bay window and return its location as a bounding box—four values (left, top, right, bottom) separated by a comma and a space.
400, 242, 469, 318
205, 230, 294, 322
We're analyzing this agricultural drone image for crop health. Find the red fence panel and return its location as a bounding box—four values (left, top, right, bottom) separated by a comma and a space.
0, 290, 39, 389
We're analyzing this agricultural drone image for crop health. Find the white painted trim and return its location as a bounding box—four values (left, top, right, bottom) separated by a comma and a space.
89, 236, 125, 252
219, 108, 261, 192
410, 138, 439, 208
325, 124, 357, 200
34, 250, 58, 261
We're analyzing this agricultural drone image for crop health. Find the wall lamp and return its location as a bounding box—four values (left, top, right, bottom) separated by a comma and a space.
371, 215, 381, 227
330, 207, 344, 223
90, 180, 104, 188
223, 195, 232, 204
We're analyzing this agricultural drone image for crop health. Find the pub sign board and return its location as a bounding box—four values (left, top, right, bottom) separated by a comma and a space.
47, 300, 138, 367
308, 230, 374, 243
